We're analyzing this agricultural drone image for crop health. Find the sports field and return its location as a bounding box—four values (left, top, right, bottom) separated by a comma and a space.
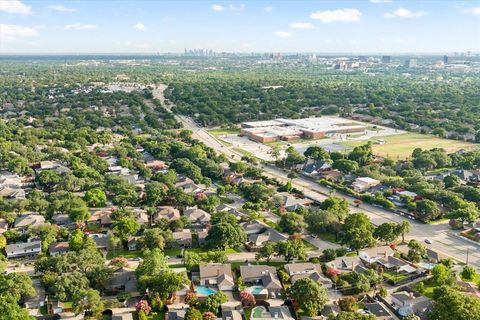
341, 133, 478, 160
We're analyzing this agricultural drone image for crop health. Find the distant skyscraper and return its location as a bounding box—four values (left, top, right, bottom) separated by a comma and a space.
404, 58, 417, 68
443, 55, 449, 64
382, 56, 391, 64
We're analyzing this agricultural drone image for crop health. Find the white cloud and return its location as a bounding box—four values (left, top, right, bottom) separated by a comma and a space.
461, 7, 480, 16
396, 37, 412, 43
134, 22, 146, 31
384, 8, 428, 18
290, 22, 315, 29
0, 0, 32, 15
211, 4, 225, 12
370, 0, 392, 3
229, 4, 245, 13
274, 31, 291, 38
48, 5, 76, 12
264, 6, 272, 13
310, 8, 362, 23
64, 23, 97, 30
0, 24, 38, 42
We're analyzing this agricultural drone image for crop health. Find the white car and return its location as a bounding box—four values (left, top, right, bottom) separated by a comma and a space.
425, 239, 433, 244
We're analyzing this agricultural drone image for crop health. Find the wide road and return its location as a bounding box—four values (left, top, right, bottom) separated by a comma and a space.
153, 85, 480, 270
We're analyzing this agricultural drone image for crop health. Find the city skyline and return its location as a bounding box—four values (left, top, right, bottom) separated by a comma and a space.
1, 0, 479, 54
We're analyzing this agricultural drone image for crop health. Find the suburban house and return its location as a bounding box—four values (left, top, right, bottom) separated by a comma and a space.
285, 263, 333, 288
320, 169, 344, 182
302, 160, 332, 177
168, 309, 186, 320
145, 160, 167, 171
389, 290, 432, 318
112, 313, 134, 320
14, 214, 45, 233
241, 220, 267, 235
184, 207, 211, 227
51, 214, 73, 227
245, 228, 288, 251
364, 302, 395, 320
249, 306, 294, 320
172, 229, 193, 248
352, 177, 381, 192
197, 229, 209, 247
326, 256, 363, 274
6, 240, 42, 258
88, 209, 113, 227
127, 236, 139, 251
0, 218, 8, 234
278, 193, 311, 212
154, 206, 181, 223
199, 263, 235, 291
222, 310, 243, 320
48, 242, 70, 256
107, 267, 138, 293
239, 265, 283, 298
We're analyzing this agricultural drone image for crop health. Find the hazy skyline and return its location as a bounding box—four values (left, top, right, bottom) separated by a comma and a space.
1, 0, 479, 54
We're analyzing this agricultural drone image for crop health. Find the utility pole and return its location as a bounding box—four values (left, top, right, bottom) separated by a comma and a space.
466, 248, 469, 266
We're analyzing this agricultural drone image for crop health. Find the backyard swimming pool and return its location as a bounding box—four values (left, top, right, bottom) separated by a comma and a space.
248, 286, 266, 295
196, 286, 217, 296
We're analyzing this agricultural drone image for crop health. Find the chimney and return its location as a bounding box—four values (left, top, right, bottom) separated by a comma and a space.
385, 250, 388, 258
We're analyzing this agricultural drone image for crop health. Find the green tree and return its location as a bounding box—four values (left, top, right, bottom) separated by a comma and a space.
185, 308, 203, 320
72, 289, 104, 317
201, 292, 228, 314
461, 265, 477, 281
113, 216, 140, 241
396, 220, 411, 243
84, 188, 107, 207
69, 228, 84, 251
51, 271, 90, 301
137, 228, 165, 251
290, 278, 328, 316
279, 212, 306, 234
374, 222, 400, 245
205, 223, 247, 250
319, 196, 350, 222
407, 239, 426, 263
341, 213, 376, 252
332, 159, 359, 174
432, 264, 454, 286
274, 239, 307, 262
255, 241, 276, 263
429, 285, 480, 320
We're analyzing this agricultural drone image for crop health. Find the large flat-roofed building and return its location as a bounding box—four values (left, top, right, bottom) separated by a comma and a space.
240, 117, 366, 143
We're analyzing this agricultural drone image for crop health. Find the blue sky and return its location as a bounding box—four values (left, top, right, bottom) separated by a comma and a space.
0, 0, 479, 54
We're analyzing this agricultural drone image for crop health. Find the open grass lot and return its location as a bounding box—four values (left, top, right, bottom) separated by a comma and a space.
208, 128, 240, 136
383, 271, 408, 282
342, 132, 478, 160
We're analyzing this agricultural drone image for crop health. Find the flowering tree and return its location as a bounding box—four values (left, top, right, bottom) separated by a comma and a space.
326, 267, 340, 278
109, 257, 129, 268
135, 300, 152, 315
240, 291, 256, 307
203, 311, 217, 320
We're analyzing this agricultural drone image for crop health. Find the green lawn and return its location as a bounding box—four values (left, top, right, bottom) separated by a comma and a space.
418, 282, 437, 299
314, 231, 339, 243
107, 250, 142, 260
302, 239, 318, 251
165, 247, 240, 257
208, 128, 240, 136
341, 132, 477, 160
147, 311, 165, 320
383, 271, 408, 282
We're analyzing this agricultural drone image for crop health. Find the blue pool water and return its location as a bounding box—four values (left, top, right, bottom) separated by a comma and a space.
196, 286, 217, 296
251, 286, 264, 295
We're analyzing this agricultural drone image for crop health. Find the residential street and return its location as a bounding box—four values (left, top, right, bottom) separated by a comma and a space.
154, 85, 480, 270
